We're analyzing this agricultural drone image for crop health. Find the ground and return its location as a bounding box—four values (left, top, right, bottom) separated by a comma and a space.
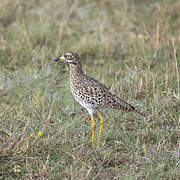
0, 0, 180, 179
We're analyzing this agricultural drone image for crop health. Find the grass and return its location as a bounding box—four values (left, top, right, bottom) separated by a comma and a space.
0, 0, 180, 179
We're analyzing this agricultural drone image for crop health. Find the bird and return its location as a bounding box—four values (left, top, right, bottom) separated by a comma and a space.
54, 51, 144, 148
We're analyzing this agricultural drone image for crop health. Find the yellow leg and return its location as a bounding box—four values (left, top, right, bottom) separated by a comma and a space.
97, 112, 104, 147
90, 115, 95, 148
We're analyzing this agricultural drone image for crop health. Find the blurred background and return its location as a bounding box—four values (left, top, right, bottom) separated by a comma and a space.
0, 0, 180, 179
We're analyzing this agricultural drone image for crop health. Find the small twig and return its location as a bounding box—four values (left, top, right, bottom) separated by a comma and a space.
40, 149, 51, 175
65, 151, 92, 170
172, 38, 179, 98
41, 95, 56, 132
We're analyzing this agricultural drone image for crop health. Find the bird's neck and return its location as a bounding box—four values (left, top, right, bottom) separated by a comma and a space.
69, 63, 84, 77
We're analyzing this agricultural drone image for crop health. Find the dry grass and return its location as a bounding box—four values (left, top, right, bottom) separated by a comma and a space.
0, 0, 180, 179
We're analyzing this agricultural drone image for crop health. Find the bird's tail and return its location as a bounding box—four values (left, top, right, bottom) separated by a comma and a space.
133, 108, 154, 121
134, 108, 147, 117
113, 97, 150, 119
122, 100, 150, 118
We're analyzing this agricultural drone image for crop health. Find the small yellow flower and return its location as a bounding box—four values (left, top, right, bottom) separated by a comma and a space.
38, 131, 43, 136
30, 133, 34, 137
138, 34, 146, 39
138, 34, 142, 39
13, 165, 20, 173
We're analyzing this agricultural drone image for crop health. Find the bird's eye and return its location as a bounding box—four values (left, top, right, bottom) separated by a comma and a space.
65, 55, 72, 59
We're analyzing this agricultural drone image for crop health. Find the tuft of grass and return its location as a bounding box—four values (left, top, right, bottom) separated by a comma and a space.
1, 0, 180, 179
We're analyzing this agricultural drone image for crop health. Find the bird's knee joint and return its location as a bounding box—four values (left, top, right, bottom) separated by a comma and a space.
100, 121, 104, 126
92, 123, 95, 129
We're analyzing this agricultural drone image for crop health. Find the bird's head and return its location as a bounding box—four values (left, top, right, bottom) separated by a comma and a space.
54, 51, 80, 65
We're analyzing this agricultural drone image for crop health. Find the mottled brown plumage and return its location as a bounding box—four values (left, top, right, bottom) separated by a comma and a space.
54, 51, 143, 147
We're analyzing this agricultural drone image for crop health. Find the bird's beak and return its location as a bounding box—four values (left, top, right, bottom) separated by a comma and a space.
54, 57, 59, 61
54, 56, 65, 62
